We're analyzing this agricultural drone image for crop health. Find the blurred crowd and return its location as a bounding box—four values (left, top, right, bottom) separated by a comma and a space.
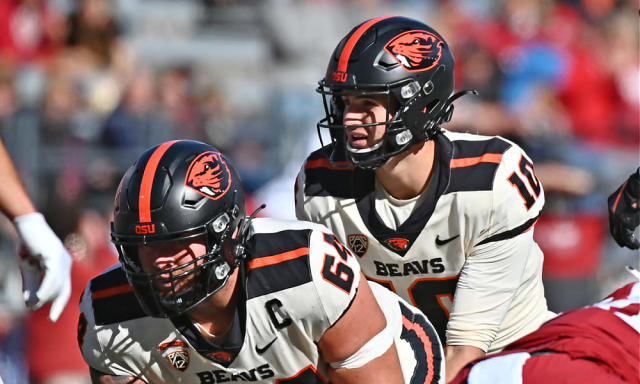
0, 0, 636, 383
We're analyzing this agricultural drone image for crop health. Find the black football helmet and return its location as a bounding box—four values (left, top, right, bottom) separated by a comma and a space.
111, 140, 247, 318
317, 16, 472, 169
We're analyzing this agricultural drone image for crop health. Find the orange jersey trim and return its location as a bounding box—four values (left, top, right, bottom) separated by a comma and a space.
247, 247, 309, 270
450, 153, 503, 169
305, 158, 352, 170
402, 315, 436, 384
276, 364, 327, 384
337, 16, 395, 73
91, 284, 134, 300
139, 140, 180, 222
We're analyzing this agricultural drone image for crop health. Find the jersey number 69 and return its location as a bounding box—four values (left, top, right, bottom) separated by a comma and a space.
321, 233, 355, 293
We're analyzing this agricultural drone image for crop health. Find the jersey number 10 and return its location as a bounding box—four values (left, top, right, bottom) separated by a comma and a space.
508, 155, 541, 210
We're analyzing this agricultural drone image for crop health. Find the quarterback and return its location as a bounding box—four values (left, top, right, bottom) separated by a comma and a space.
295, 16, 554, 380
78, 140, 444, 383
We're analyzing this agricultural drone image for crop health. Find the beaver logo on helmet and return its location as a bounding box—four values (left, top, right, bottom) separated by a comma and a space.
185, 151, 231, 200
384, 30, 443, 72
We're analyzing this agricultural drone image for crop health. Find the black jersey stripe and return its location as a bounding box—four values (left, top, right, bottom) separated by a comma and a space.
247, 229, 312, 259
306, 145, 333, 161
303, 145, 371, 198
476, 215, 539, 245
90, 266, 146, 325
446, 162, 501, 193
246, 254, 311, 300
245, 229, 314, 299
450, 137, 512, 159
304, 167, 356, 198
444, 137, 511, 193
90, 264, 128, 290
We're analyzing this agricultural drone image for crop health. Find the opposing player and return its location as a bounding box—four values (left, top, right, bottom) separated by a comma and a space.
450, 271, 639, 384
78, 140, 444, 383
295, 16, 554, 380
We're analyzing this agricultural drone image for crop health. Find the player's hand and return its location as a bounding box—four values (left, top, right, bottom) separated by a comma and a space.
608, 168, 640, 249
14, 212, 72, 322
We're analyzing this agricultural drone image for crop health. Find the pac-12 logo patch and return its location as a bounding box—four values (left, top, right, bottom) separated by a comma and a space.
158, 340, 190, 372
347, 234, 369, 257
185, 151, 231, 200
384, 30, 444, 72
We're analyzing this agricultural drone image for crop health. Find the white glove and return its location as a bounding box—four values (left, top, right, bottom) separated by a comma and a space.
14, 212, 72, 322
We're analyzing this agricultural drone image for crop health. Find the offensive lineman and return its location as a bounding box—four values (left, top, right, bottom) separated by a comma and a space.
295, 16, 554, 380
78, 140, 444, 383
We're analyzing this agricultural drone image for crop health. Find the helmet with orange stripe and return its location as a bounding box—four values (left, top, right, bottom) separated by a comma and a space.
317, 16, 472, 169
111, 140, 248, 318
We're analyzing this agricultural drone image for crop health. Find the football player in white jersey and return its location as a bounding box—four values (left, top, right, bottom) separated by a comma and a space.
78, 140, 444, 384
452, 174, 640, 384
294, 16, 555, 381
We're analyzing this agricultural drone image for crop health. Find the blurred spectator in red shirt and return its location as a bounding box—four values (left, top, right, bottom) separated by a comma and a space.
0, 0, 65, 65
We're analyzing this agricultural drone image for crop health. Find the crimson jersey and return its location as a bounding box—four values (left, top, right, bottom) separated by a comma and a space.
78, 218, 444, 383
451, 281, 640, 384
295, 130, 553, 352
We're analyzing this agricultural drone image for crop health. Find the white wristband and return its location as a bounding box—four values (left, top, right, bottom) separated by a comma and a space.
13, 212, 47, 237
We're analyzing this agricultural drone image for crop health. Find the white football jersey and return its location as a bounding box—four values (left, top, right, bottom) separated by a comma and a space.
295, 130, 555, 353
79, 218, 444, 383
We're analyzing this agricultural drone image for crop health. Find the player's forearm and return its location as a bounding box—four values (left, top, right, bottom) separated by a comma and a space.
445, 345, 485, 383
0, 140, 36, 219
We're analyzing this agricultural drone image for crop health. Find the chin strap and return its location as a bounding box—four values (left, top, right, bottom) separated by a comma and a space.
238, 204, 265, 239
442, 89, 478, 122
232, 203, 266, 263
423, 89, 478, 139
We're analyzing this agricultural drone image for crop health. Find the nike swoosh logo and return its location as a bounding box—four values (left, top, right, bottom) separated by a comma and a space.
255, 337, 277, 354
435, 234, 459, 246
